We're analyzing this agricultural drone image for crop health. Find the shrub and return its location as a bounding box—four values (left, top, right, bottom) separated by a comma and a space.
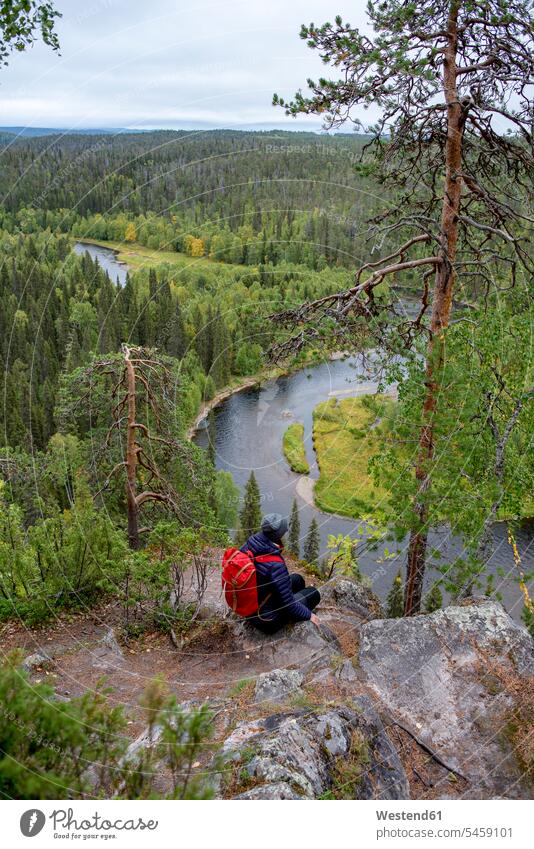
0, 654, 217, 800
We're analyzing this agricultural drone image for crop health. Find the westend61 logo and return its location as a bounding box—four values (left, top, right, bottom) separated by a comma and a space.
19, 808, 159, 839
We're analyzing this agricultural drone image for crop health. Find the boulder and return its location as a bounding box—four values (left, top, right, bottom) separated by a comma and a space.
222, 696, 409, 800
229, 619, 341, 674
22, 649, 55, 671
359, 600, 534, 799
254, 669, 304, 703
236, 782, 302, 800
321, 577, 384, 621
92, 628, 125, 670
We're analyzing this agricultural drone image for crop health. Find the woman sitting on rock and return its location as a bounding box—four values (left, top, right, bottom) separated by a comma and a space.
241, 513, 321, 634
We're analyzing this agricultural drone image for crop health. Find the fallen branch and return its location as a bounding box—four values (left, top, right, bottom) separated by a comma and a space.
389, 716, 468, 782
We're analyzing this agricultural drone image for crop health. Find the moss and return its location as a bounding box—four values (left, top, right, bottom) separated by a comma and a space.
322, 729, 371, 800
287, 690, 321, 712
480, 672, 505, 696
227, 678, 255, 700
283, 422, 310, 474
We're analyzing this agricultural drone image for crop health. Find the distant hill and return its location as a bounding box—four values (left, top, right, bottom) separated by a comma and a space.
0, 127, 147, 138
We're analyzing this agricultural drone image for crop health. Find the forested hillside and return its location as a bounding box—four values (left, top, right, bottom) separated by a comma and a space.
0, 0, 532, 804
0, 130, 383, 269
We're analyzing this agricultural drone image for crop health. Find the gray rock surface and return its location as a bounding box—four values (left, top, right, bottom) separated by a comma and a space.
321, 577, 384, 621
359, 600, 534, 799
236, 782, 302, 800
222, 697, 409, 800
229, 619, 341, 674
22, 649, 55, 671
254, 669, 304, 703
92, 628, 125, 670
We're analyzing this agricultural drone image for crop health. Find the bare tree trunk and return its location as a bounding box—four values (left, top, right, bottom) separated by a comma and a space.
124, 345, 140, 550
404, 0, 464, 615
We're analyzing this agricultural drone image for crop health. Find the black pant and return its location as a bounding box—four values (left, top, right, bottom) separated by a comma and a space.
249, 573, 321, 634
290, 573, 321, 613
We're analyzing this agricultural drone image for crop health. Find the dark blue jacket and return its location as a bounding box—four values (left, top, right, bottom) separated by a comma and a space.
242, 531, 311, 623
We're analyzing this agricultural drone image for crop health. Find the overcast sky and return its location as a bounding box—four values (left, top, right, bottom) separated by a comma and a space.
0, 0, 374, 131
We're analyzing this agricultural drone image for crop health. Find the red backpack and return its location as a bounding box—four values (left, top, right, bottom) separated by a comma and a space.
221, 547, 283, 617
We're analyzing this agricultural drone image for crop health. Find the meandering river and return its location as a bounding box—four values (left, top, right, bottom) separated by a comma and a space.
74, 241, 129, 286
80, 241, 533, 622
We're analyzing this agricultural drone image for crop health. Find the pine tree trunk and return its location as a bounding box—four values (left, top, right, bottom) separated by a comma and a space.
404, 1, 464, 615
124, 346, 140, 550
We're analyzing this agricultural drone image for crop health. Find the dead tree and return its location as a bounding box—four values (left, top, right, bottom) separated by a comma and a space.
272, 0, 533, 614
109, 345, 189, 549
62, 345, 195, 549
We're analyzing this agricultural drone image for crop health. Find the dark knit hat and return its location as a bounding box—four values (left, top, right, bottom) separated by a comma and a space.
261, 512, 288, 541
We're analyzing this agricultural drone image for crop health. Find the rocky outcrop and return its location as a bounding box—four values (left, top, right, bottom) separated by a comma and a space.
254, 669, 304, 703
222, 694, 409, 799
321, 577, 384, 621
359, 600, 534, 799
215, 595, 533, 800
229, 619, 341, 674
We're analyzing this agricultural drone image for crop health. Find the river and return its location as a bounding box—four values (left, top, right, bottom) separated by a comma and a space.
74, 241, 129, 286
79, 241, 533, 622
193, 358, 533, 621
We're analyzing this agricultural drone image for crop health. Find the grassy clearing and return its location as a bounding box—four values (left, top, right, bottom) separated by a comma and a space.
312, 395, 394, 519
73, 238, 241, 274
283, 423, 310, 474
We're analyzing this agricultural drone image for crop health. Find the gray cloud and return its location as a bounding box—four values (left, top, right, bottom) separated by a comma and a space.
0, 0, 374, 130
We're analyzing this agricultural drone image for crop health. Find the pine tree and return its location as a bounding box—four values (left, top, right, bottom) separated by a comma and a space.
287, 499, 300, 558
237, 471, 261, 545
148, 268, 157, 299
386, 571, 404, 619
303, 517, 320, 565
423, 583, 443, 614
274, 0, 533, 615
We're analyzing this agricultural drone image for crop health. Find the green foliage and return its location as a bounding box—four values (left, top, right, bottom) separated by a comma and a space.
236, 471, 261, 546
0, 479, 127, 624
0, 226, 350, 453
386, 570, 404, 618
121, 523, 218, 634
214, 470, 240, 534
0, 655, 217, 799
372, 290, 534, 599
234, 342, 263, 376
303, 518, 320, 565
322, 527, 385, 581
423, 582, 443, 614
0, 1, 61, 67
522, 606, 534, 638
320, 729, 370, 800
287, 498, 301, 558
0, 131, 377, 274
283, 422, 310, 474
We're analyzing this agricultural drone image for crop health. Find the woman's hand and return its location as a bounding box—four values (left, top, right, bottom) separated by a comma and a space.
310, 613, 320, 626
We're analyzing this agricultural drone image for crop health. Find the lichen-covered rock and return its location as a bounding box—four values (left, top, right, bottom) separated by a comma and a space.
359, 600, 534, 799
222, 697, 409, 800
336, 658, 358, 683
236, 782, 302, 800
22, 649, 55, 671
254, 669, 304, 703
321, 577, 384, 621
